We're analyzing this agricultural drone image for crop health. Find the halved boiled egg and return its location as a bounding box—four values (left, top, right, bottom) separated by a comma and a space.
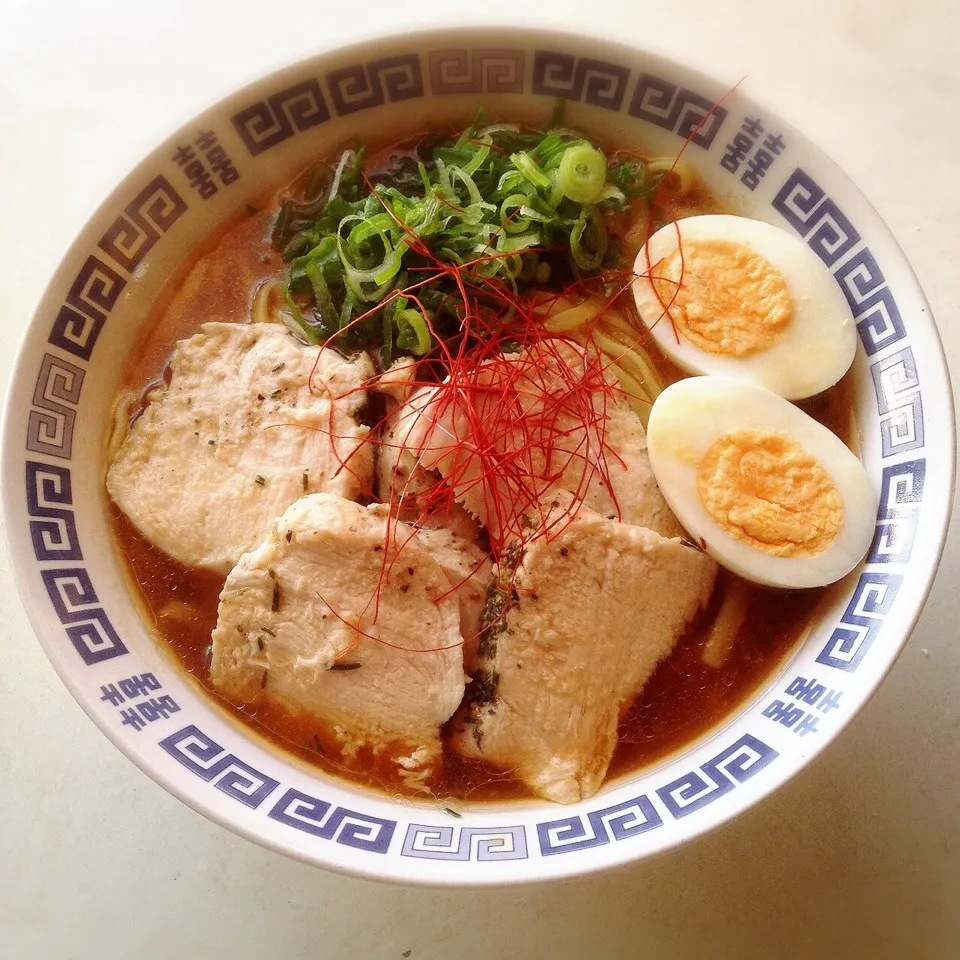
632, 215, 856, 400
646, 377, 876, 588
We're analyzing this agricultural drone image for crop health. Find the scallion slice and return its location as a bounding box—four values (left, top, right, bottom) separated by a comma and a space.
395, 308, 431, 355
557, 144, 608, 204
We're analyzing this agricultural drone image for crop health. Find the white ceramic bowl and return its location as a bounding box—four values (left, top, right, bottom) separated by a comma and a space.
3, 26, 954, 885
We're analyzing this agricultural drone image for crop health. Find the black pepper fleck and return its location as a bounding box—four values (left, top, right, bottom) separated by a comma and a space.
270, 575, 281, 612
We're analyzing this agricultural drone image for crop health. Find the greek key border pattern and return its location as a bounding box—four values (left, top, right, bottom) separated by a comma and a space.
39, 566, 127, 665
231, 79, 330, 156
772, 167, 906, 357
428, 49, 525, 95
402, 824, 527, 861
816, 572, 903, 672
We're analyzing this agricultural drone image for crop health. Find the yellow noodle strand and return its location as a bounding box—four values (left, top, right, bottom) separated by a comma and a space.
590, 327, 664, 400
594, 316, 664, 392
533, 295, 574, 317
701, 576, 751, 668
106, 391, 138, 460
647, 157, 696, 194
542, 298, 605, 333
251, 280, 282, 325
592, 356, 652, 425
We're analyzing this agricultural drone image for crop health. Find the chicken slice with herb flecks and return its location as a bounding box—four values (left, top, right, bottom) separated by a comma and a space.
452, 502, 717, 804
373, 368, 491, 658
404, 341, 685, 542
210, 493, 466, 787
401, 521, 492, 670
375, 373, 482, 544
107, 322, 375, 573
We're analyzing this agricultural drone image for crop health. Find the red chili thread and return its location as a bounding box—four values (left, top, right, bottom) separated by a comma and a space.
275, 108, 747, 653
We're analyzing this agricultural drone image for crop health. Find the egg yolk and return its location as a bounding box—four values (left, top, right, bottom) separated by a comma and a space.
654, 239, 793, 356
697, 429, 842, 558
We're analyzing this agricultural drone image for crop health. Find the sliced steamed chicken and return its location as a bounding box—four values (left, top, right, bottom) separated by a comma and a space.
210, 493, 465, 787
371, 355, 420, 406
453, 500, 717, 804
375, 384, 446, 521
403, 340, 684, 541
374, 362, 492, 659
411, 524, 491, 668
107, 322, 375, 573
374, 369, 483, 543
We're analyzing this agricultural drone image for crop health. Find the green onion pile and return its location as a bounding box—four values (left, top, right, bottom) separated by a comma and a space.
272, 115, 661, 364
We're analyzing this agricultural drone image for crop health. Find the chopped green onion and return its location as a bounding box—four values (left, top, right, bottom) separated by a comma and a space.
395, 309, 431, 355
281, 285, 321, 344
275, 114, 640, 357
557, 144, 608, 204
381, 309, 393, 368
510, 151, 552, 191
461, 134, 491, 176
304, 259, 337, 326
569, 206, 607, 272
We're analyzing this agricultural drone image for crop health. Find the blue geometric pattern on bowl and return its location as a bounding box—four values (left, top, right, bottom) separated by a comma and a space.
402, 823, 528, 861
268, 787, 395, 854
16, 45, 926, 864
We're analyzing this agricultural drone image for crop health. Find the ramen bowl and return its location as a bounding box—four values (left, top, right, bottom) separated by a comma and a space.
3, 25, 954, 885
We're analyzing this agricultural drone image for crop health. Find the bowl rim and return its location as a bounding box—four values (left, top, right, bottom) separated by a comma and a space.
3, 21, 956, 885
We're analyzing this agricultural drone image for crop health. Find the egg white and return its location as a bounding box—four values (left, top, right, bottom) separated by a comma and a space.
646, 376, 877, 589
632, 215, 857, 401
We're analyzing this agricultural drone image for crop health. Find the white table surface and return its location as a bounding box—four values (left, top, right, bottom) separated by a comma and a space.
2, 1, 958, 957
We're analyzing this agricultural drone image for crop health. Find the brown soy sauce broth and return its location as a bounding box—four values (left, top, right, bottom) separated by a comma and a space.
111, 495, 836, 802
106, 123, 856, 804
